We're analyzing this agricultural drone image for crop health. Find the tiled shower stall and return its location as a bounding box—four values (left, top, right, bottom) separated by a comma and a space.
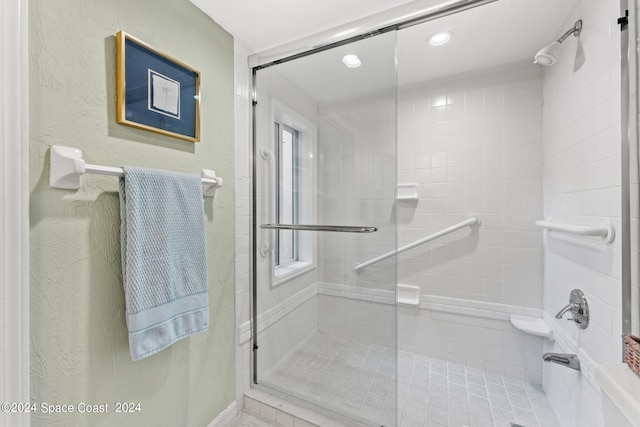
320, 62, 547, 380
234, 0, 629, 426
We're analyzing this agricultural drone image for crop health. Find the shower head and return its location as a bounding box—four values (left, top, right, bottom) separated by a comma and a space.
534, 19, 582, 66
534, 41, 560, 66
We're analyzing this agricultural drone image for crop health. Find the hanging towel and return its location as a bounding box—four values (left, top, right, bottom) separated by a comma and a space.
119, 166, 209, 361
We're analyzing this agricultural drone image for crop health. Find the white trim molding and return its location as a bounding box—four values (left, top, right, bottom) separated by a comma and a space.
1, 0, 30, 426
237, 283, 317, 344
318, 282, 544, 320
206, 401, 238, 427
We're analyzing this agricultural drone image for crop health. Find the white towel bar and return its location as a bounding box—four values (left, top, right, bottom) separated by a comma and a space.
49, 145, 223, 197
535, 219, 615, 244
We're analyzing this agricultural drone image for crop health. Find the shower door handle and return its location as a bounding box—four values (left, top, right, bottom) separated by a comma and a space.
260, 224, 377, 233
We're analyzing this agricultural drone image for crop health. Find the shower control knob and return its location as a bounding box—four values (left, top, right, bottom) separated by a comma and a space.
555, 289, 589, 329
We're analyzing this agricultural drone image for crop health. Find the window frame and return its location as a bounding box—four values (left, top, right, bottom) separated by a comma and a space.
274, 121, 300, 267
269, 98, 317, 287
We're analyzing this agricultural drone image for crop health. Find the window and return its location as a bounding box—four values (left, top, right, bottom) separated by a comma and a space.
269, 99, 316, 285
274, 121, 299, 267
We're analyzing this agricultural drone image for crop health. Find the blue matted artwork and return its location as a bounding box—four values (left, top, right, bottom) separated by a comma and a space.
116, 31, 200, 142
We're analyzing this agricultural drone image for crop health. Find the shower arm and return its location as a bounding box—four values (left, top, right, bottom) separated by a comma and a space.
557, 20, 583, 44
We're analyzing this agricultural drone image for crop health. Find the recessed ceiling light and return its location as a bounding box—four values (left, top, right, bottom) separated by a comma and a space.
428, 31, 452, 46
342, 54, 362, 68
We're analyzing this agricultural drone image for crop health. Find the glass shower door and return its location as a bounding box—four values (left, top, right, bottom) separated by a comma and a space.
252, 32, 398, 426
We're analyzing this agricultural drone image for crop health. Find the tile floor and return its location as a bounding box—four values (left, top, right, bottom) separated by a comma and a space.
261, 332, 561, 427
231, 411, 281, 427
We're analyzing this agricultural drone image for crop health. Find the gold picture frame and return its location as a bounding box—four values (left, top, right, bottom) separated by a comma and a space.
116, 31, 201, 142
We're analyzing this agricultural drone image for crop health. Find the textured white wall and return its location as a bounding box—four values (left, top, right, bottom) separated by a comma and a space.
541, 1, 623, 426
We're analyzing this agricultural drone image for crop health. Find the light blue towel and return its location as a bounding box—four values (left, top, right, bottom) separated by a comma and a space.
119, 166, 209, 361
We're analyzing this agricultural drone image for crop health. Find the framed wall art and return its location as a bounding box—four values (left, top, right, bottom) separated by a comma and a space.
116, 31, 201, 142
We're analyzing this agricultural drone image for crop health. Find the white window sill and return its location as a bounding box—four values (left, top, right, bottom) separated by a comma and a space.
273, 261, 315, 287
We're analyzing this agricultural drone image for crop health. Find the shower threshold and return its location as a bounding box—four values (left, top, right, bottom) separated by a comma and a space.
260, 332, 562, 427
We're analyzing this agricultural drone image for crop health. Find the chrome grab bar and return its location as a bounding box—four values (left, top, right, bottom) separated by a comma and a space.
260, 224, 377, 233
354, 216, 481, 273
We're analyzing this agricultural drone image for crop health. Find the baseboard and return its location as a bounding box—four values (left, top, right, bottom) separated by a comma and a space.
206, 401, 237, 427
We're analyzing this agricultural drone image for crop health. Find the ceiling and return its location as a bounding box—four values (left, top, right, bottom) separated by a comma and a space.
190, 0, 417, 52
192, 0, 581, 103
396, 0, 581, 85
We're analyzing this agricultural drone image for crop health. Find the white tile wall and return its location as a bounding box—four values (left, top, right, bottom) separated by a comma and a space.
235, 44, 322, 406
319, 295, 396, 348
256, 294, 319, 377
395, 62, 545, 309
237, 62, 323, 396
319, 289, 544, 384
399, 307, 544, 384
315, 63, 549, 387
541, 0, 623, 426
253, 66, 320, 313
317, 94, 397, 292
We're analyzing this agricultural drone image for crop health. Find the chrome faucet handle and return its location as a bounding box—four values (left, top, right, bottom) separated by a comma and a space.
555, 302, 579, 319
555, 289, 589, 329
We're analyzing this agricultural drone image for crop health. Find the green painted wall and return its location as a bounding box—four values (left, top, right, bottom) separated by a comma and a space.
29, 0, 235, 426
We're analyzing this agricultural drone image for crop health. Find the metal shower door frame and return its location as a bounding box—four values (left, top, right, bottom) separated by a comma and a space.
249, 0, 502, 388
